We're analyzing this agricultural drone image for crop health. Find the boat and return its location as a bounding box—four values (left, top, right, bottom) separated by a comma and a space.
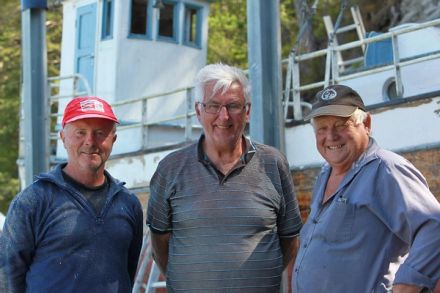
17, 1, 440, 291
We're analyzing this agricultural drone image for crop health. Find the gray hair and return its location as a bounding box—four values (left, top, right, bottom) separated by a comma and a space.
193, 63, 251, 103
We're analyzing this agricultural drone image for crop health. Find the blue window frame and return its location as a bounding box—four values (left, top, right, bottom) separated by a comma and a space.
130, 0, 150, 37
157, 0, 178, 42
183, 4, 202, 48
101, 0, 114, 39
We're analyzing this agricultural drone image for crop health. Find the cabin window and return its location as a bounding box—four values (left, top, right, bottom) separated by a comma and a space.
130, 0, 149, 36
183, 4, 202, 48
102, 0, 114, 39
157, 1, 177, 42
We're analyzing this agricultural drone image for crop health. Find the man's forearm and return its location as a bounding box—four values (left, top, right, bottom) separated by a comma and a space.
280, 236, 300, 269
150, 232, 171, 276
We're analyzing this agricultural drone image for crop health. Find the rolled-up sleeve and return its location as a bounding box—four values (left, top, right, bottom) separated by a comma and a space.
378, 160, 440, 289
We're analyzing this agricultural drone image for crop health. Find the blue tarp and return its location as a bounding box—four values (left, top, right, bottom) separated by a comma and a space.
364, 31, 394, 68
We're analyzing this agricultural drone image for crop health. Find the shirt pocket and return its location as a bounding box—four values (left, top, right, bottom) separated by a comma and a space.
323, 197, 355, 243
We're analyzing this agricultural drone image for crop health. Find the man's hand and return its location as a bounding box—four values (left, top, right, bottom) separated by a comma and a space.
393, 283, 423, 293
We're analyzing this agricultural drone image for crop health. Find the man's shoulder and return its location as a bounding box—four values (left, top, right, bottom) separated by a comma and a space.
8, 178, 56, 213
158, 143, 197, 167
252, 141, 287, 160
373, 146, 413, 168
365, 145, 425, 182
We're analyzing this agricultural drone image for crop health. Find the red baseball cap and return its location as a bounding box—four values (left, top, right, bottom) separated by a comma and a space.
62, 96, 119, 128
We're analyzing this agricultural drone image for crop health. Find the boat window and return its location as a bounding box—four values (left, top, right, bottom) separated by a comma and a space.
158, 1, 177, 41
383, 77, 402, 101
130, 0, 149, 36
183, 4, 202, 48
102, 0, 114, 39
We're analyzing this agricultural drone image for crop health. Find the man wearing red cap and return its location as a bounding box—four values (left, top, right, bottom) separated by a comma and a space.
0, 97, 143, 292
292, 85, 440, 292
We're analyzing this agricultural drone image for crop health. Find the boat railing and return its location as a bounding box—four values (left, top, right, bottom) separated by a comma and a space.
283, 17, 440, 122
46, 18, 440, 158
47, 77, 198, 161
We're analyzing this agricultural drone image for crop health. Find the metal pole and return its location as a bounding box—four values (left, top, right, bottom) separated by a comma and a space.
247, 0, 285, 152
21, 0, 49, 187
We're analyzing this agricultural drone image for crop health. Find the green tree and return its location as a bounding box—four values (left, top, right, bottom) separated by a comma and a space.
0, 1, 21, 214
0, 2, 62, 214
207, 0, 301, 68
208, 0, 248, 68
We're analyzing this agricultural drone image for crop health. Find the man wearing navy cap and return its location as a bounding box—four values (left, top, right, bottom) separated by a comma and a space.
292, 84, 440, 292
0, 97, 143, 292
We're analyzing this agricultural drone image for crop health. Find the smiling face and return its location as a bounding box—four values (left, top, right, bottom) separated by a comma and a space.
60, 118, 117, 178
196, 82, 250, 152
313, 114, 370, 174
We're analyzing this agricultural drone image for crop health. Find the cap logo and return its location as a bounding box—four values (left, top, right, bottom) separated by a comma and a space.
80, 99, 104, 113
320, 88, 337, 101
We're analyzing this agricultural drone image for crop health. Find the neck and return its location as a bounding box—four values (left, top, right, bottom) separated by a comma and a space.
63, 165, 106, 188
203, 136, 245, 174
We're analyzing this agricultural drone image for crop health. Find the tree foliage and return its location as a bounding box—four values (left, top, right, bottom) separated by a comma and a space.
0, 2, 62, 214
0, 1, 21, 213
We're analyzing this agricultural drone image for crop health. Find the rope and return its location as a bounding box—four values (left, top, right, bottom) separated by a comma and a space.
293, 0, 320, 52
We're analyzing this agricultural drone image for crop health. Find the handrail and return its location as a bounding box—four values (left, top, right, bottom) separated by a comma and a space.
47, 79, 199, 157
283, 17, 440, 122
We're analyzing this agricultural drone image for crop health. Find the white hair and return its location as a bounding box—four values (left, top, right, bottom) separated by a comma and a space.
351, 108, 368, 124
193, 63, 251, 103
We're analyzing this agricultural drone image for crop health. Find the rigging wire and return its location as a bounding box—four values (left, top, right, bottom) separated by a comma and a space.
293, 0, 320, 52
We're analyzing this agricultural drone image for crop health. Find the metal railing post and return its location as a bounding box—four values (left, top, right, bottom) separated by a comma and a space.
292, 51, 302, 120
391, 34, 404, 97
185, 88, 193, 141
142, 99, 148, 149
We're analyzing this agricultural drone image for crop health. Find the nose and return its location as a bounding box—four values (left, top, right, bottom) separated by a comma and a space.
217, 105, 230, 119
327, 126, 339, 140
84, 132, 96, 146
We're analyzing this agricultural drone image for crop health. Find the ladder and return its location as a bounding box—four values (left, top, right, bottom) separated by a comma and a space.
283, 5, 368, 122
323, 5, 366, 71
144, 262, 166, 292
132, 232, 167, 292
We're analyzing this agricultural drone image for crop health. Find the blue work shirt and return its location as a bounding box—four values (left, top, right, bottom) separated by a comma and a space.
293, 138, 440, 292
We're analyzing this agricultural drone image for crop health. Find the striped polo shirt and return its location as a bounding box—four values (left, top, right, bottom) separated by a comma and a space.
147, 136, 302, 292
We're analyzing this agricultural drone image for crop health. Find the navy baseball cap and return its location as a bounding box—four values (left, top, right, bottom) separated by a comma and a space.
304, 84, 367, 120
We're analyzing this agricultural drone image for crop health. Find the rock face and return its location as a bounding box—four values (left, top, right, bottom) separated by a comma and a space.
397, 0, 440, 24
359, 0, 440, 32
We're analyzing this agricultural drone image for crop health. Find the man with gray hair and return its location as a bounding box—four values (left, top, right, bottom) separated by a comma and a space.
147, 63, 303, 292
292, 84, 440, 292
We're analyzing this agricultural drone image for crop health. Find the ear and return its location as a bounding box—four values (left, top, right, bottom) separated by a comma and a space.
364, 113, 372, 135
60, 130, 65, 144
195, 102, 202, 120
113, 134, 117, 143
245, 103, 251, 122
